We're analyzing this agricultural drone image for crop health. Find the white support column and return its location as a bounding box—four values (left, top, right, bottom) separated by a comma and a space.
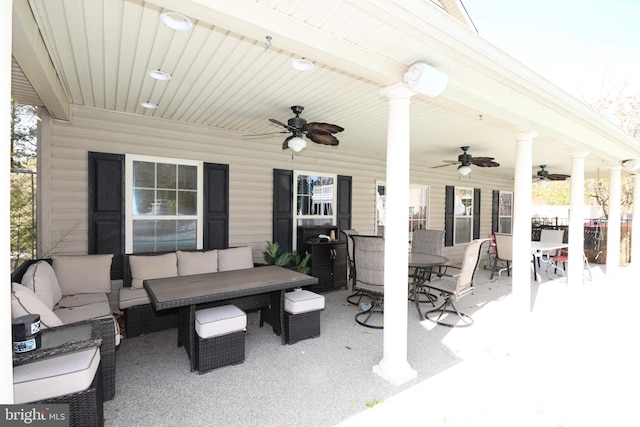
374, 83, 416, 386
568, 152, 588, 287
1, 0, 14, 404
631, 174, 640, 272
512, 132, 537, 313
607, 166, 622, 276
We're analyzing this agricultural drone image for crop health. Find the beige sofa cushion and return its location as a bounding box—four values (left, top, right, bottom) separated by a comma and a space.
52, 254, 114, 294
177, 250, 218, 275
129, 252, 178, 288
13, 347, 100, 404
21, 261, 62, 309
54, 301, 112, 325
118, 287, 151, 310
218, 246, 254, 272
57, 293, 110, 309
11, 283, 64, 328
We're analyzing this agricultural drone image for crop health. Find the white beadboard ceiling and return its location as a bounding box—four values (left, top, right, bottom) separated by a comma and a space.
11, 0, 640, 178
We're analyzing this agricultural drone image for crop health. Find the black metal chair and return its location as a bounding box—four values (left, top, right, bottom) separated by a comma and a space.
351, 235, 385, 329
424, 238, 486, 327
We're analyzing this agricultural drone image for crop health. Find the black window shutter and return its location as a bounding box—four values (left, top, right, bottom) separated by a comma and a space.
444, 185, 454, 246
203, 163, 229, 250
273, 169, 293, 252
337, 175, 352, 233
473, 188, 481, 239
88, 152, 124, 280
491, 190, 499, 233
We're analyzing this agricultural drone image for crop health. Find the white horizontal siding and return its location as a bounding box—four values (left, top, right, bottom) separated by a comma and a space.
40, 105, 515, 266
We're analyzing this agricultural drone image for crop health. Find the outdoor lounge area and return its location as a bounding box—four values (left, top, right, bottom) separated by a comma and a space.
100, 263, 638, 426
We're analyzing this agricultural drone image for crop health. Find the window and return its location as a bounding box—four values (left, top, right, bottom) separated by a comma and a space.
454, 187, 473, 245
375, 181, 430, 246
125, 155, 203, 253
293, 171, 337, 247
498, 191, 513, 234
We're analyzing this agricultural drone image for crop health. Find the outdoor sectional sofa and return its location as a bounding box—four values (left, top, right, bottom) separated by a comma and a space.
10, 254, 120, 401
118, 246, 256, 337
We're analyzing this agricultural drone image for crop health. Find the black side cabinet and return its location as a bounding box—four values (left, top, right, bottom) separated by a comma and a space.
297, 226, 347, 291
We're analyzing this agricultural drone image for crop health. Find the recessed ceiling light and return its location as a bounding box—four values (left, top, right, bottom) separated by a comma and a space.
160, 11, 193, 31
148, 69, 172, 81
291, 58, 313, 71
140, 101, 158, 109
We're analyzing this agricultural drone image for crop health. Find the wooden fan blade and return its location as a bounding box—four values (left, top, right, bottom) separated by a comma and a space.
472, 159, 500, 167
269, 118, 294, 130
547, 174, 570, 181
308, 132, 339, 146
243, 130, 288, 138
431, 161, 458, 169
307, 122, 344, 134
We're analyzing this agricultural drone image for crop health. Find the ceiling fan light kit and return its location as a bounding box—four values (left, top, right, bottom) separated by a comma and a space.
404, 62, 448, 97
291, 58, 314, 71
457, 164, 472, 176
160, 11, 193, 31
140, 101, 158, 109
622, 159, 640, 172
287, 137, 306, 152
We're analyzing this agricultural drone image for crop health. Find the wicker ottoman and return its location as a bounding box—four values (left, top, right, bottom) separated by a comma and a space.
284, 289, 325, 344
195, 305, 246, 374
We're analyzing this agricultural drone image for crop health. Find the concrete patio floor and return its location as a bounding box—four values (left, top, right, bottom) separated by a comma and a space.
104, 261, 639, 426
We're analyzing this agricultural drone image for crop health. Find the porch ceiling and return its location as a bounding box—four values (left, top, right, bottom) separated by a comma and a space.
11, 0, 640, 178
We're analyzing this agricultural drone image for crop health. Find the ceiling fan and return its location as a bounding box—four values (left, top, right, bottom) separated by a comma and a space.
268, 105, 344, 152
534, 165, 570, 182
432, 146, 500, 176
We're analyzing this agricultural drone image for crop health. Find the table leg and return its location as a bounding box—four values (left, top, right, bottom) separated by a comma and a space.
177, 305, 197, 372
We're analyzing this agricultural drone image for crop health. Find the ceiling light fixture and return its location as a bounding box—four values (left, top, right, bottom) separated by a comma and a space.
291, 58, 313, 71
287, 137, 306, 152
148, 69, 172, 81
457, 164, 472, 176
404, 62, 448, 97
622, 159, 640, 172
160, 11, 193, 31
140, 101, 158, 109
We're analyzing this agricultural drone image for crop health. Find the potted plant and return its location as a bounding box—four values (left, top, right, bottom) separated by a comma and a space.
263, 242, 311, 274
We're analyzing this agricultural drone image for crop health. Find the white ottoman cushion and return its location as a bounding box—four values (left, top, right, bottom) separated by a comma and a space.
13, 347, 101, 404
195, 305, 246, 338
285, 289, 325, 314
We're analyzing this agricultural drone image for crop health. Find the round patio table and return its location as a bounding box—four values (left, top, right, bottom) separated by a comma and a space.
408, 253, 449, 320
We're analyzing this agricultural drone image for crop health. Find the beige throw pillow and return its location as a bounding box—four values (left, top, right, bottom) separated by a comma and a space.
21, 261, 62, 309
177, 250, 218, 276
217, 246, 254, 272
52, 254, 114, 294
129, 252, 178, 288
11, 283, 64, 328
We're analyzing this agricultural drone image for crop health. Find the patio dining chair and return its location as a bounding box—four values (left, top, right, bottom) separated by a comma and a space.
341, 229, 365, 306
537, 228, 565, 267
351, 235, 385, 329
409, 229, 445, 304
490, 233, 513, 279
424, 238, 486, 327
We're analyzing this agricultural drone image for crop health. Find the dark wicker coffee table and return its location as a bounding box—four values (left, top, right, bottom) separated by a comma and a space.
144, 265, 318, 371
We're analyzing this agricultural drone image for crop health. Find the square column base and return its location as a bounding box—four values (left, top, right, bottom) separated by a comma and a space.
373, 362, 417, 387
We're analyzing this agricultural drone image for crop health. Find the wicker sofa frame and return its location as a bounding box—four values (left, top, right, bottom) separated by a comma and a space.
11, 259, 117, 401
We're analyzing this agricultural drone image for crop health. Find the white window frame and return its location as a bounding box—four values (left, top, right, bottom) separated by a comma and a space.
498, 191, 513, 234
293, 170, 337, 249
375, 180, 430, 246
125, 154, 203, 253
454, 186, 473, 245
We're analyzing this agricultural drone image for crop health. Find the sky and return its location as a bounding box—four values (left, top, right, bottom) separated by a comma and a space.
461, 0, 640, 104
